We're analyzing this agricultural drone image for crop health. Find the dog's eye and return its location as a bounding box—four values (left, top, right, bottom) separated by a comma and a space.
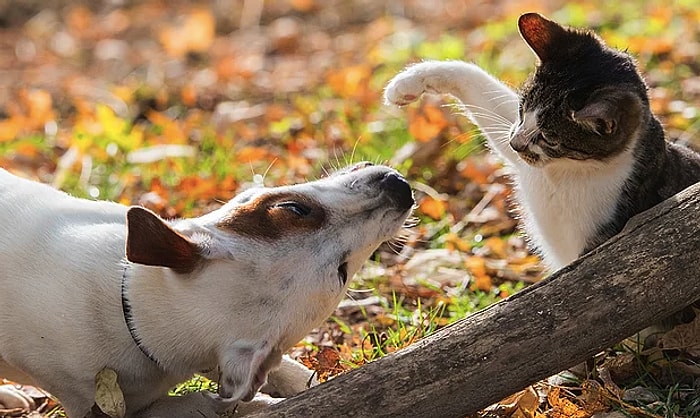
274, 202, 311, 217
338, 262, 348, 286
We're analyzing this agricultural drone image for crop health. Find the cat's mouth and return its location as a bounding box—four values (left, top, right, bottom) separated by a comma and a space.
517, 150, 546, 167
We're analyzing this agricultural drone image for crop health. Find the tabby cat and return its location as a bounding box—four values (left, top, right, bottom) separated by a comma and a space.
385, 12, 700, 271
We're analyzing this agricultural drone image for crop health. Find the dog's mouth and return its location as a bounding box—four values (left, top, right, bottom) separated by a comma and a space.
338, 262, 349, 286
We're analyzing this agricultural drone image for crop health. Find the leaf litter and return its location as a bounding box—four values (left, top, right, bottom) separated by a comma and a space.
1, 0, 699, 417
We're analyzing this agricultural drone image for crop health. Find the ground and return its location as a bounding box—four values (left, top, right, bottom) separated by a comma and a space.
1, 0, 699, 417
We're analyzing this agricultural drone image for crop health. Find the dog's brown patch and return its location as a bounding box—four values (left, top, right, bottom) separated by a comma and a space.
217, 192, 327, 239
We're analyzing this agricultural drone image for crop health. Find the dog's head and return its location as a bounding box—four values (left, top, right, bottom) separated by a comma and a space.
124, 162, 413, 401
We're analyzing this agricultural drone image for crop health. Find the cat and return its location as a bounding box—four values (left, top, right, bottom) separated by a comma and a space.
385, 12, 700, 271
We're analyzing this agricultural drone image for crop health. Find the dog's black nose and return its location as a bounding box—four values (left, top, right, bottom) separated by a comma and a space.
380, 172, 414, 210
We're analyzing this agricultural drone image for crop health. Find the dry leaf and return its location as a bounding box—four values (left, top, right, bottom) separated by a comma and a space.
0, 384, 35, 413
408, 104, 448, 142
484, 236, 507, 259
660, 309, 700, 357
159, 9, 215, 57
94, 368, 125, 418
301, 347, 348, 382
418, 195, 446, 220
580, 380, 610, 414
327, 65, 372, 98
236, 146, 269, 164
445, 232, 471, 252
465, 256, 492, 291
547, 387, 588, 418
485, 386, 541, 417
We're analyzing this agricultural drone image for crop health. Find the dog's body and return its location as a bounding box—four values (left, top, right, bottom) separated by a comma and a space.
0, 164, 413, 417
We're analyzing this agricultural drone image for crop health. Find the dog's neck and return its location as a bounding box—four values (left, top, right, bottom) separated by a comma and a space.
121, 265, 163, 367
120, 263, 219, 375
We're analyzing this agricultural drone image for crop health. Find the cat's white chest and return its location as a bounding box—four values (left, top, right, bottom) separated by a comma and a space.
511, 152, 634, 270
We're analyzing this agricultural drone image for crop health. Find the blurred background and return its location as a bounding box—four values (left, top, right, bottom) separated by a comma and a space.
1, 1, 699, 416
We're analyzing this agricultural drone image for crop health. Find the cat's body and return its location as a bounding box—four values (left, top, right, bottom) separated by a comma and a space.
386, 13, 700, 270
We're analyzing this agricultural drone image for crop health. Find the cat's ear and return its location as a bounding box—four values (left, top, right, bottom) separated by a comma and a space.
572, 90, 641, 136
518, 13, 567, 62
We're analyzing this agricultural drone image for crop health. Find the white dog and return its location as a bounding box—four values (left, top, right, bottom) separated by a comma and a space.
0, 163, 413, 417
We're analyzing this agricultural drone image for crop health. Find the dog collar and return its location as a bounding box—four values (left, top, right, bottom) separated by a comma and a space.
121, 265, 162, 367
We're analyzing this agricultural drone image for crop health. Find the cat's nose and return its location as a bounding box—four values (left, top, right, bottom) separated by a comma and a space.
509, 134, 530, 152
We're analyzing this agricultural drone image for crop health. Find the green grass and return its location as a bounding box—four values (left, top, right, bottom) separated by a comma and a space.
3, 1, 699, 416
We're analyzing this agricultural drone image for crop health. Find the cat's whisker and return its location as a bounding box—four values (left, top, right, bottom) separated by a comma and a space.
457, 104, 514, 126
459, 111, 512, 127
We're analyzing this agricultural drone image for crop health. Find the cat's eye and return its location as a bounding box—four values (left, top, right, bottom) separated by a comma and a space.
536, 132, 556, 146
567, 90, 589, 111
273, 201, 312, 217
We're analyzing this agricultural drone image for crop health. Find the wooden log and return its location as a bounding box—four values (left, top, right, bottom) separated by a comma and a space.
247, 182, 700, 418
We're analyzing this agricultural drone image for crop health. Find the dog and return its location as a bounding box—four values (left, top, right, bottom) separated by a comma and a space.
0, 162, 413, 417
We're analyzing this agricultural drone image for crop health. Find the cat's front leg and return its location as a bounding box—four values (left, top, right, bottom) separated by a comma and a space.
385, 60, 520, 165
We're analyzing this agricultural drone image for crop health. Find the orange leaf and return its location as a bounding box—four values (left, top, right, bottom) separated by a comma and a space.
459, 159, 498, 185
301, 347, 348, 382
0, 118, 22, 142
408, 104, 448, 142
159, 9, 215, 57
20, 89, 55, 130
489, 386, 540, 417
236, 146, 269, 163
66, 6, 93, 33
547, 387, 588, 418
290, 0, 316, 12
180, 84, 197, 107
484, 236, 507, 259
146, 111, 186, 144
184, 9, 216, 52
465, 256, 492, 291
445, 232, 471, 252
14, 143, 40, 158
419, 196, 446, 220
327, 65, 372, 99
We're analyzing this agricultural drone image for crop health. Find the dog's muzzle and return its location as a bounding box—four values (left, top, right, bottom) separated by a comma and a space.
378, 171, 414, 211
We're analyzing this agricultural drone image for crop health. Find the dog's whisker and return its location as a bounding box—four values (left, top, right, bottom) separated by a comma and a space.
261, 158, 278, 184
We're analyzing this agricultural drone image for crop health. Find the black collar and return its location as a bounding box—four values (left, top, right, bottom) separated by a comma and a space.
121, 265, 162, 367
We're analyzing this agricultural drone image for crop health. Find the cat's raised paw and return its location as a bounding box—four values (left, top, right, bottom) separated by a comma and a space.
384, 69, 428, 106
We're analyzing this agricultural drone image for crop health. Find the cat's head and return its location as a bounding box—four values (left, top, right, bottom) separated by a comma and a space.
510, 13, 650, 167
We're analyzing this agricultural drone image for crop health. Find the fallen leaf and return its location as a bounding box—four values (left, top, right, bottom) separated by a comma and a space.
484, 236, 507, 259
159, 8, 215, 57
418, 195, 446, 220
327, 65, 372, 99
660, 309, 700, 357
547, 387, 588, 418
236, 146, 269, 163
465, 256, 492, 291
301, 347, 348, 382
94, 368, 125, 418
0, 384, 35, 413
408, 104, 448, 142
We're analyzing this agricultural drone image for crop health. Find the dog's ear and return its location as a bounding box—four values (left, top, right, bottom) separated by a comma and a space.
126, 206, 202, 274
